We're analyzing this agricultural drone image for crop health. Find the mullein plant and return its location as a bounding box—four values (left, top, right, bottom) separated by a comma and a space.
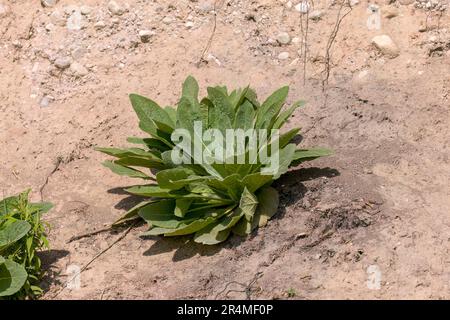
97, 76, 331, 244
0, 190, 52, 299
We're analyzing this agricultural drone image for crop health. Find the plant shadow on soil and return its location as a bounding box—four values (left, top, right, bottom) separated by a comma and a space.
38, 249, 70, 293
108, 167, 339, 262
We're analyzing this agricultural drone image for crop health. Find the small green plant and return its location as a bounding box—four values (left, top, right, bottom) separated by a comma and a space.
287, 288, 297, 298
0, 190, 52, 299
97, 76, 331, 244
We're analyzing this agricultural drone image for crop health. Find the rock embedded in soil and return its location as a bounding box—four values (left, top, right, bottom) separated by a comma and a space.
108, 1, 124, 15
185, 21, 195, 29
80, 5, 92, 15
162, 16, 173, 24
277, 32, 291, 45
94, 21, 106, 29
138, 30, 153, 43
40, 96, 49, 108
67, 10, 85, 31
70, 62, 89, 77
0, 3, 10, 17
309, 10, 324, 20
371, 35, 400, 58
50, 10, 66, 26
41, 0, 57, 7
54, 56, 72, 69
278, 51, 290, 60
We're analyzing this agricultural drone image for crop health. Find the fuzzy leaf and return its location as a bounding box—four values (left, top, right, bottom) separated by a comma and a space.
252, 187, 279, 228
102, 161, 150, 179
0, 259, 28, 297
0, 220, 31, 248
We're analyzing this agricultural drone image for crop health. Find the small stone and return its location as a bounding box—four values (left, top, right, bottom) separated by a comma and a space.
162, 16, 173, 24
278, 51, 290, 60
40, 96, 51, 108
12, 40, 22, 48
45, 23, 54, 31
50, 10, 66, 26
64, 5, 78, 14
277, 32, 291, 45
67, 10, 85, 31
198, 2, 214, 13
80, 5, 92, 15
185, 21, 195, 29
398, 0, 414, 4
54, 56, 72, 69
295, 1, 310, 13
108, 1, 124, 15
41, 0, 57, 7
350, 0, 359, 5
291, 37, 300, 44
286, 1, 293, 9
371, 35, 400, 58
94, 21, 106, 29
70, 62, 88, 77
138, 29, 153, 43
71, 46, 86, 59
383, 6, 398, 18
309, 10, 323, 20
0, 3, 10, 17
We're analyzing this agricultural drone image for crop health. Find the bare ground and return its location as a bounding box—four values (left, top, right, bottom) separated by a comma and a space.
0, 0, 449, 299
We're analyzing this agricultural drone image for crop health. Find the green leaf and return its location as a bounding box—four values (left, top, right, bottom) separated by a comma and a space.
129, 94, 175, 134
174, 199, 193, 218
272, 100, 305, 129
112, 201, 155, 227
29, 202, 53, 215
207, 87, 234, 133
0, 196, 18, 218
0, 259, 28, 297
0, 220, 31, 248
194, 208, 242, 245
156, 168, 200, 190
102, 161, 150, 179
252, 187, 279, 228
138, 200, 181, 228
256, 86, 289, 129
290, 148, 333, 166
240, 173, 273, 193
233, 100, 255, 130
239, 188, 258, 221
182, 76, 199, 103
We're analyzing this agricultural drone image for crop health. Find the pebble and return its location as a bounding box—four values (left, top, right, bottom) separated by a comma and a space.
0, 3, 10, 17
291, 37, 300, 44
185, 21, 195, 29
94, 21, 106, 29
67, 10, 85, 31
71, 46, 86, 59
383, 6, 399, 18
278, 51, 290, 60
70, 62, 89, 77
309, 10, 323, 20
198, 2, 214, 13
371, 35, 400, 58
54, 56, 72, 69
80, 5, 92, 15
45, 23, 54, 31
277, 32, 291, 45
40, 96, 52, 108
50, 10, 66, 26
41, 0, 57, 7
138, 29, 153, 43
162, 16, 173, 24
108, 1, 124, 16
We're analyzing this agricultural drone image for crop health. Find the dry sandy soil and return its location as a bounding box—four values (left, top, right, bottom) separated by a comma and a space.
0, 0, 449, 299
